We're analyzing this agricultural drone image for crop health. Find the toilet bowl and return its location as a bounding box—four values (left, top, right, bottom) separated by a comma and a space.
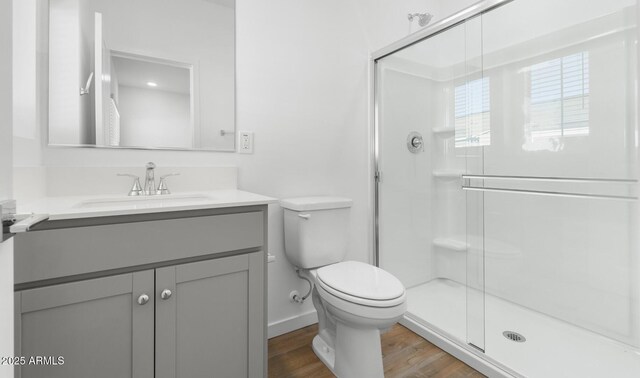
281, 197, 407, 378
309, 261, 406, 377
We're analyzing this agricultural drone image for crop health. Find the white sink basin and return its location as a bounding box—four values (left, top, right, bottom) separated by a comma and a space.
74, 193, 215, 209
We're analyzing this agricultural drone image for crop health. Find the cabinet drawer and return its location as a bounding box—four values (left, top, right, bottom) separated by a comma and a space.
15, 210, 264, 285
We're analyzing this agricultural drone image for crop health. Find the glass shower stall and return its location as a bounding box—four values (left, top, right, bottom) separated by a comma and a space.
374, 0, 639, 376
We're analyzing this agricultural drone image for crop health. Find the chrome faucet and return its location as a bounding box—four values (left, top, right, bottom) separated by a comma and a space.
118, 162, 180, 196
144, 162, 156, 195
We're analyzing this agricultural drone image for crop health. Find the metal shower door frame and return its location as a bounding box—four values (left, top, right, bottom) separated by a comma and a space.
370, 0, 514, 267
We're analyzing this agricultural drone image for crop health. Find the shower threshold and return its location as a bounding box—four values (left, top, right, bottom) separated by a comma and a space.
405, 279, 640, 378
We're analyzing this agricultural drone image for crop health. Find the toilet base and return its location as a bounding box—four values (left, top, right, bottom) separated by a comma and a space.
312, 326, 385, 378
334, 321, 384, 378
312, 335, 336, 374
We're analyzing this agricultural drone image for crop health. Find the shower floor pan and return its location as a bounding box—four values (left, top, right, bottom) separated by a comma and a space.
405, 279, 640, 378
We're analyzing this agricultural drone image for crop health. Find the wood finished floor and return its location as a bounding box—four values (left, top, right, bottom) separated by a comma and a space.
268, 324, 485, 378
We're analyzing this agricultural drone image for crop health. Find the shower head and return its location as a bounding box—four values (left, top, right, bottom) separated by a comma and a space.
407, 12, 433, 27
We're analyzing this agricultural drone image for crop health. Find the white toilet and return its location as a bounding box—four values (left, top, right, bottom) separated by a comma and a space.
281, 196, 407, 378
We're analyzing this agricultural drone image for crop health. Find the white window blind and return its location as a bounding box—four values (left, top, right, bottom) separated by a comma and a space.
455, 77, 490, 148
528, 52, 589, 139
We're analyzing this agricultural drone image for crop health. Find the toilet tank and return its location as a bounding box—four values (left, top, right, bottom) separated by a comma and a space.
280, 197, 353, 269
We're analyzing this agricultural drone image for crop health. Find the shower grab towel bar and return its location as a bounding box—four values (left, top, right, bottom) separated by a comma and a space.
462, 174, 637, 183
462, 185, 637, 201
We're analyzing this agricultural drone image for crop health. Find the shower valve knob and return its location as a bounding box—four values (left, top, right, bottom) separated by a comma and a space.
407, 131, 424, 153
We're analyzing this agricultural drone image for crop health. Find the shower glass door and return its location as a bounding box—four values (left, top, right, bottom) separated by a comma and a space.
376, 17, 486, 350
377, 0, 640, 376
476, 0, 639, 376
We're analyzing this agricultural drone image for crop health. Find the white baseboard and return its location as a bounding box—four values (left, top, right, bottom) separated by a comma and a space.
268, 310, 318, 339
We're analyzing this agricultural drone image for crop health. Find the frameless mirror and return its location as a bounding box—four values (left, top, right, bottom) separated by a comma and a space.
47, 0, 235, 151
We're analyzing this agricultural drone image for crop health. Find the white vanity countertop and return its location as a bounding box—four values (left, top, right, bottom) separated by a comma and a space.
18, 190, 277, 221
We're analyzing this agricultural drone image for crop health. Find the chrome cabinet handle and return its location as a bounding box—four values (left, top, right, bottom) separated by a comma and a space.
298, 213, 311, 220
137, 294, 150, 305
160, 289, 172, 300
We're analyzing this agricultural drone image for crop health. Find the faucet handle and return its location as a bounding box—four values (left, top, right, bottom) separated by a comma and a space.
156, 173, 180, 195
117, 174, 143, 196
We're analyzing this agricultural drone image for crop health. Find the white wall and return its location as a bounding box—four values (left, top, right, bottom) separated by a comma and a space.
118, 86, 192, 148
48, 0, 83, 144
377, 67, 436, 288
13, 0, 43, 167
13, 0, 36, 140
350, 0, 478, 52
233, 0, 373, 334
47, 0, 96, 145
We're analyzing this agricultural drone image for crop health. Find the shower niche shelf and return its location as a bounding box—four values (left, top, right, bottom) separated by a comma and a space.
432, 238, 468, 252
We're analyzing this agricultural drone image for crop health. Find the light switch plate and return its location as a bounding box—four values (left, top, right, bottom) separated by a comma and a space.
238, 131, 254, 154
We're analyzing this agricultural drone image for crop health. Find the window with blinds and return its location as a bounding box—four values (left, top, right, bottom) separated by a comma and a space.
528, 52, 589, 139
454, 77, 490, 148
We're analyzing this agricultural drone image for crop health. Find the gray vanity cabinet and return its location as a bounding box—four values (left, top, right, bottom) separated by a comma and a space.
16, 254, 265, 378
15, 270, 155, 378
14, 206, 268, 378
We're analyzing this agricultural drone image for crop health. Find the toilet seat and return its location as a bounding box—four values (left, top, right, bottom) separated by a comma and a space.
315, 261, 406, 308
315, 280, 407, 322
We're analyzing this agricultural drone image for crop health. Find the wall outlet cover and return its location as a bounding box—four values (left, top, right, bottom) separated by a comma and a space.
238, 131, 254, 154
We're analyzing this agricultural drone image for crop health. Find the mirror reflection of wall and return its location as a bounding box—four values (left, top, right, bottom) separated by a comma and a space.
108, 55, 193, 149
48, 0, 235, 151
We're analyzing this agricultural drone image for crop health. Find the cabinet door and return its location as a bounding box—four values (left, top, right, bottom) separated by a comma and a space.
156, 252, 265, 378
15, 271, 154, 378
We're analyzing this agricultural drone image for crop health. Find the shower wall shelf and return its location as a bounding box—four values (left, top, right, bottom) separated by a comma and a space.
433, 238, 468, 252
432, 169, 464, 178
432, 127, 455, 136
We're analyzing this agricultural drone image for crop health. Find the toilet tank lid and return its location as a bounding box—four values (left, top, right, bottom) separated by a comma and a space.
280, 196, 353, 211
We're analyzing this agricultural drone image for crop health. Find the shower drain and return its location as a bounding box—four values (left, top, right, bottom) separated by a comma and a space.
503, 331, 526, 343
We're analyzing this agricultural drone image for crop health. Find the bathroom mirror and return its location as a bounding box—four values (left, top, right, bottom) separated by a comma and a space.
47, 0, 235, 151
